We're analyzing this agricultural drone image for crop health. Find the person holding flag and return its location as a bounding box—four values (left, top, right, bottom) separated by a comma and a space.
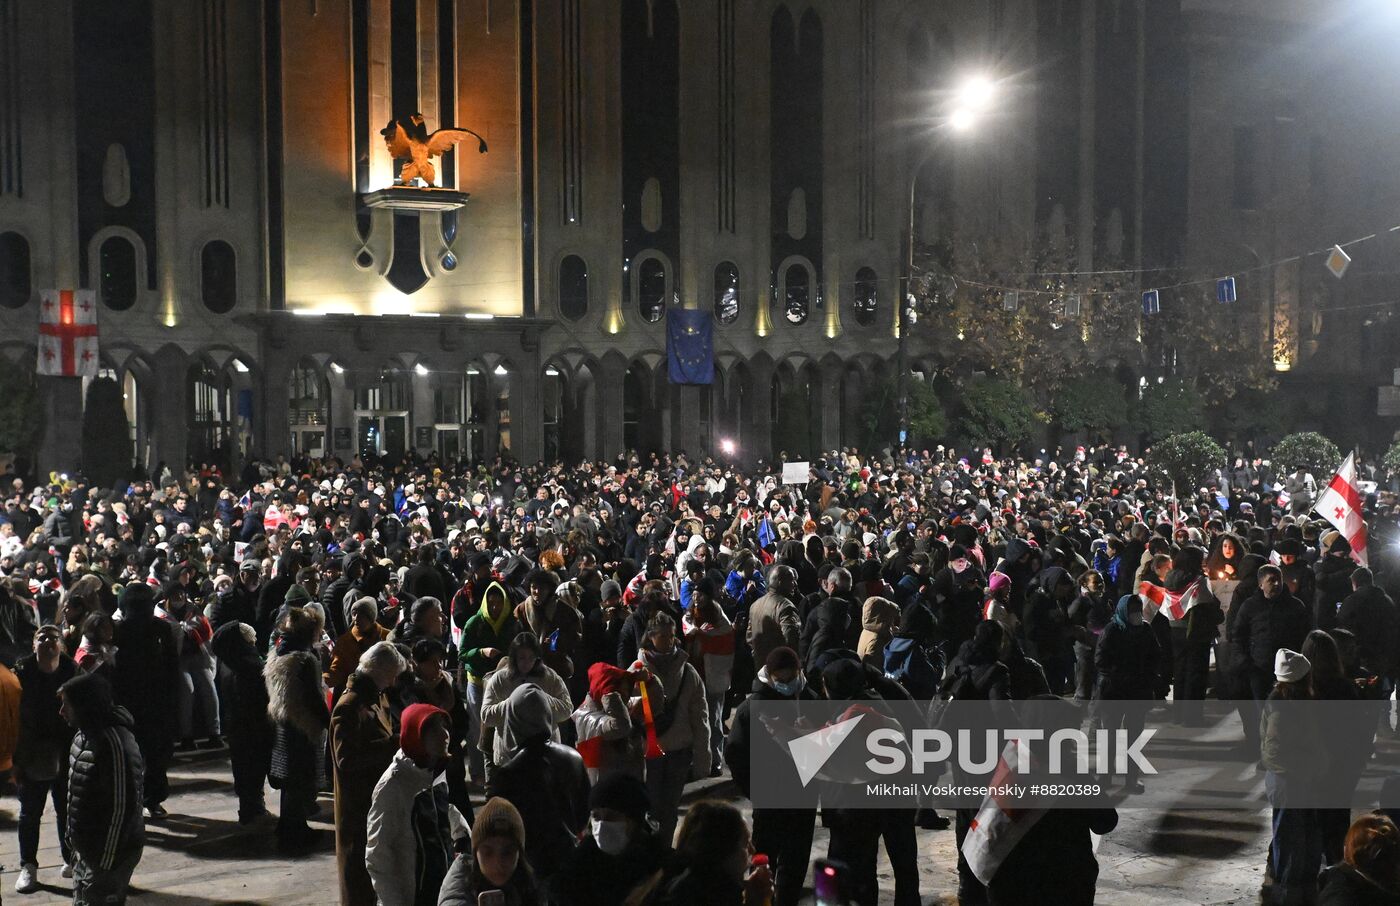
1314, 452, 1369, 568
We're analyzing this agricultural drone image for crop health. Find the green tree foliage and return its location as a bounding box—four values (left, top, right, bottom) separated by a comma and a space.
1271, 432, 1342, 476
1051, 373, 1128, 441
1383, 440, 1400, 477
0, 358, 42, 457
957, 378, 1041, 453
1212, 383, 1291, 447
80, 377, 134, 488
1148, 431, 1227, 492
863, 377, 948, 451
1134, 378, 1206, 444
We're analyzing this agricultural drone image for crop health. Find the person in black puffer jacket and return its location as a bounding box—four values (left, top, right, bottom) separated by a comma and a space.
1314, 533, 1358, 633
61, 671, 145, 905
1094, 595, 1160, 793
489, 683, 590, 882
111, 582, 179, 819
211, 621, 272, 825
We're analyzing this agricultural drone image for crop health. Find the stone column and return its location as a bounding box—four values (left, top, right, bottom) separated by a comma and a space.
36, 378, 84, 476
597, 356, 626, 462
745, 357, 775, 464
511, 364, 542, 463
149, 349, 189, 478
818, 369, 841, 453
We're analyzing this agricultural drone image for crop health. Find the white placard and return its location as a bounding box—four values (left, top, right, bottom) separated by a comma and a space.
782, 462, 810, 485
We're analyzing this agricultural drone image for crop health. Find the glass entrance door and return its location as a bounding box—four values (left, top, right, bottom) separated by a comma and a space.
356, 413, 408, 459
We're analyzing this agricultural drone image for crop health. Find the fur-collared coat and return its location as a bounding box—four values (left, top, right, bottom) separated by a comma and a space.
265, 649, 328, 786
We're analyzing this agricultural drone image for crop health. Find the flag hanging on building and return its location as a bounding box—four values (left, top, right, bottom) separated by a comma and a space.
37, 289, 99, 377
666, 308, 714, 385
1315, 451, 1369, 566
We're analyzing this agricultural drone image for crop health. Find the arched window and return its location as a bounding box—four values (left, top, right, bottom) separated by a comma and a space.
201, 240, 237, 313
99, 236, 137, 311
713, 262, 740, 325
0, 232, 30, 308
638, 257, 666, 323
559, 255, 589, 321
783, 263, 810, 325
853, 266, 878, 326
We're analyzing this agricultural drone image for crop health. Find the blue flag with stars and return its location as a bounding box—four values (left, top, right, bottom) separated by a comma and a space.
667, 309, 714, 384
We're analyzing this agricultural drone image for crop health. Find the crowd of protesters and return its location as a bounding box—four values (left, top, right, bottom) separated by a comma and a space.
0, 443, 1399, 904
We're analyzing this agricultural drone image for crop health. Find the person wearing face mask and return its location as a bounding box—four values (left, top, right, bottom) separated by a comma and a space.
724, 646, 820, 906
365, 703, 460, 906
546, 773, 673, 906
1093, 595, 1160, 794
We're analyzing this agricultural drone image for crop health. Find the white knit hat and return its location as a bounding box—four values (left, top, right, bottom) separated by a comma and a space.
1274, 648, 1311, 684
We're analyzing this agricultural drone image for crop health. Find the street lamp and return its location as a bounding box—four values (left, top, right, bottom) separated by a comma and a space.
896, 74, 998, 454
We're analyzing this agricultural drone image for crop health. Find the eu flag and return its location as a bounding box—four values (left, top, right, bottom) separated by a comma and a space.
667, 309, 714, 384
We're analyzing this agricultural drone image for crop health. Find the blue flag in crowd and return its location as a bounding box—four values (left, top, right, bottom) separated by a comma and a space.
667, 309, 714, 385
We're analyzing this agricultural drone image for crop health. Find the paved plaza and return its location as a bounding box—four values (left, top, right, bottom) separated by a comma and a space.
0, 739, 1314, 906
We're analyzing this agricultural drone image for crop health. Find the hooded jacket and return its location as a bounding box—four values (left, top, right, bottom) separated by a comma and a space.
365, 744, 455, 906
856, 596, 900, 669
1094, 596, 1160, 700
459, 582, 521, 683
638, 644, 711, 776
489, 684, 590, 878
65, 674, 145, 871
479, 643, 573, 766
210, 622, 270, 742
723, 668, 822, 798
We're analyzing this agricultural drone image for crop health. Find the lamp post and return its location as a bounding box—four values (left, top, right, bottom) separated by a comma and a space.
895, 76, 996, 455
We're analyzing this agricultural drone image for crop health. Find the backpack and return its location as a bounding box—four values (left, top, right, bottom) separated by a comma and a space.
883, 636, 939, 700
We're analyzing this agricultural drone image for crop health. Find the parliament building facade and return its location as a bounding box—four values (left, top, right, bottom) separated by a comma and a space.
3, 0, 1373, 474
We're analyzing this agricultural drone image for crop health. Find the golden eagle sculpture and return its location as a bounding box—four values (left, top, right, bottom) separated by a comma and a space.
380, 113, 488, 187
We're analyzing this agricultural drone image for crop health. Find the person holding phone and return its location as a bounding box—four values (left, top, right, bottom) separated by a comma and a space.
437, 796, 540, 906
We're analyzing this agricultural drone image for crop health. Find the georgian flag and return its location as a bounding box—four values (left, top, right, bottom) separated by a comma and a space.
1315, 452, 1369, 567
1138, 579, 1202, 622
37, 290, 99, 377
961, 740, 1046, 884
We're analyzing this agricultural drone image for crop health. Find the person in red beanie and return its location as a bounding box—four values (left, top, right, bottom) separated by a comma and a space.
365, 703, 458, 906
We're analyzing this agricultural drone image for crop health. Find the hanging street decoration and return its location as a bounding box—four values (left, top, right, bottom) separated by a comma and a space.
1215, 277, 1237, 304
1326, 245, 1352, 279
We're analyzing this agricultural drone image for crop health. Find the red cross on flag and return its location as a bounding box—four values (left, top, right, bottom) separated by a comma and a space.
37, 289, 99, 377
1315, 451, 1368, 567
